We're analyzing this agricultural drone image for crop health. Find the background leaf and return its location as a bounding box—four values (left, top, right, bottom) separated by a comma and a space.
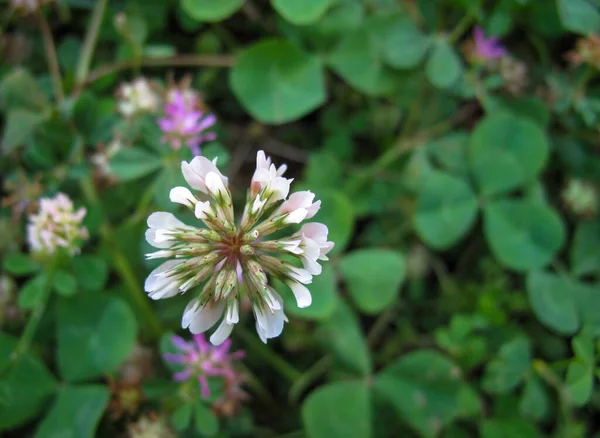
230, 39, 326, 124
469, 113, 549, 197
483, 199, 565, 272
303, 381, 371, 438
34, 385, 109, 438
415, 171, 478, 249
57, 294, 137, 381
339, 249, 405, 314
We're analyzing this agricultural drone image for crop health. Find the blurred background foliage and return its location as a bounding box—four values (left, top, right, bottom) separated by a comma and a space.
2, 0, 600, 437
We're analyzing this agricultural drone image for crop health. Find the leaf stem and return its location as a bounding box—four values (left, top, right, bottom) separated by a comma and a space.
73, 54, 235, 95
0, 261, 58, 377
447, 6, 478, 44
38, 10, 64, 103
344, 103, 477, 195
79, 177, 163, 339
289, 355, 332, 403
75, 0, 109, 84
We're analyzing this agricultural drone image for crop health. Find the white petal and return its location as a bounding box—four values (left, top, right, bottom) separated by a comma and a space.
288, 267, 313, 284
170, 187, 196, 208
256, 150, 270, 170
148, 282, 180, 300
144, 260, 180, 293
255, 321, 268, 343
182, 299, 201, 328
302, 256, 323, 275
145, 250, 173, 260
270, 176, 292, 201
195, 201, 212, 220
226, 299, 239, 324
285, 208, 308, 224
283, 240, 303, 254
145, 228, 172, 249
205, 171, 227, 197
188, 301, 225, 334
301, 237, 321, 261
252, 195, 267, 214
299, 222, 329, 241
305, 199, 321, 219
289, 282, 312, 308
181, 160, 207, 192
210, 319, 235, 346
147, 211, 185, 230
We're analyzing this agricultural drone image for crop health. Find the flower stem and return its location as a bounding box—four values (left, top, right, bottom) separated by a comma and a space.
0, 262, 57, 377
288, 355, 332, 403
75, 0, 109, 84
448, 6, 478, 44
344, 103, 478, 195
79, 177, 163, 339
73, 54, 235, 95
234, 326, 302, 383
38, 10, 64, 103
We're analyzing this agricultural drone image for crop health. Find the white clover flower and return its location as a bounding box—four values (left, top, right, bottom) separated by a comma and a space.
144, 151, 334, 345
27, 193, 88, 256
562, 179, 598, 217
117, 77, 161, 117
10, 0, 51, 13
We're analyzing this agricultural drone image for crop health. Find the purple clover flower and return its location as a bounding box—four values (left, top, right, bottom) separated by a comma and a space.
164, 334, 244, 399
473, 26, 506, 61
158, 91, 217, 156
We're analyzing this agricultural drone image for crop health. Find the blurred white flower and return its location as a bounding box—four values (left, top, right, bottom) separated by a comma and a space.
27, 193, 88, 256
117, 78, 160, 117
144, 151, 334, 345
562, 179, 598, 217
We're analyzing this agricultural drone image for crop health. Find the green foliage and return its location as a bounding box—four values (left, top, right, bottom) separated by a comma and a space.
230, 39, 326, 124
302, 381, 371, 438
339, 249, 405, 314
181, 0, 244, 22
483, 199, 565, 272
34, 385, 109, 438
375, 350, 466, 438
3, 0, 600, 436
0, 334, 57, 431
415, 171, 478, 249
57, 294, 137, 381
469, 113, 549, 197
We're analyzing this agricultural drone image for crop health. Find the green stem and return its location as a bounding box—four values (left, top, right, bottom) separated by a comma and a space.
38, 10, 64, 103
367, 304, 399, 348
234, 326, 302, 383
344, 103, 477, 195
73, 54, 234, 95
75, 0, 109, 84
289, 355, 332, 403
0, 261, 58, 377
79, 177, 162, 339
448, 7, 478, 44
576, 65, 595, 93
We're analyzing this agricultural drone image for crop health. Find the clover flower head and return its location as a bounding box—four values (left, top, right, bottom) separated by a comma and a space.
117, 78, 160, 117
473, 27, 506, 61
128, 414, 175, 438
144, 151, 334, 345
91, 137, 123, 178
562, 179, 598, 217
10, 0, 50, 13
27, 192, 88, 256
158, 90, 216, 156
164, 334, 244, 399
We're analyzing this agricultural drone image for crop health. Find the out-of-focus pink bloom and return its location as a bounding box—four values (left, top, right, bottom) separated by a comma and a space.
164, 334, 244, 399
473, 27, 506, 61
159, 91, 217, 156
